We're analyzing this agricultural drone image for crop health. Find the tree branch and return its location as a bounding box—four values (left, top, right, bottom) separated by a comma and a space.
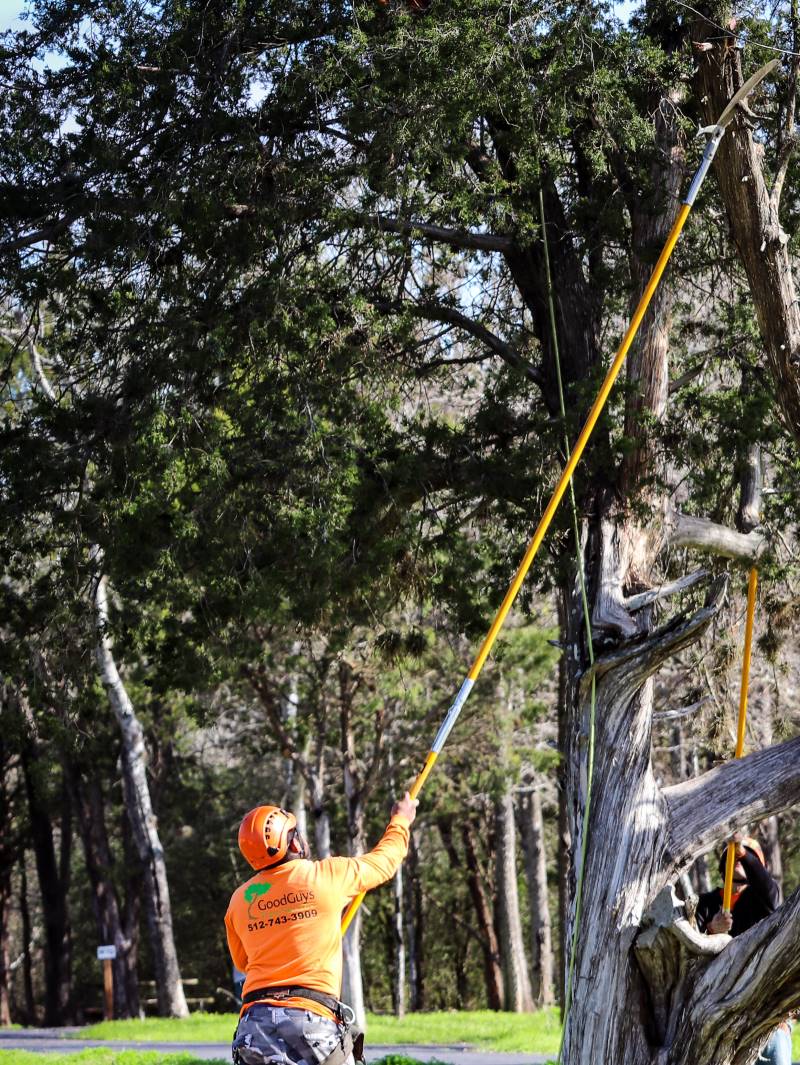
588, 577, 726, 696
671, 884, 800, 1065
664, 736, 800, 868
355, 213, 514, 254
625, 568, 709, 611
652, 696, 710, 722
406, 302, 544, 386
1, 216, 74, 254
664, 506, 764, 561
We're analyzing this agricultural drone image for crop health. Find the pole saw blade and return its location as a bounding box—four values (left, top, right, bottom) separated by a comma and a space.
715, 58, 779, 131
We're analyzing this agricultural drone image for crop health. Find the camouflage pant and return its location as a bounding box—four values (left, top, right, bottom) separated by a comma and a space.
232, 1005, 355, 1065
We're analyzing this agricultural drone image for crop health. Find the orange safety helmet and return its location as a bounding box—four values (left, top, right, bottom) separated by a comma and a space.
238, 805, 298, 870
718, 836, 766, 874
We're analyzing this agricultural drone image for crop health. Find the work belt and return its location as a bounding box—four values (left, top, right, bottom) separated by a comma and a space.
242, 985, 348, 1022
240, 985, 364, 1065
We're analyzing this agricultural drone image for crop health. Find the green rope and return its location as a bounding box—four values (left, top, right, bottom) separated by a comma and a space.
537, 187, 596, 1065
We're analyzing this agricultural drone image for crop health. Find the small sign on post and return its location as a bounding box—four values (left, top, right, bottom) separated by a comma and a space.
97, 945, 117, 1019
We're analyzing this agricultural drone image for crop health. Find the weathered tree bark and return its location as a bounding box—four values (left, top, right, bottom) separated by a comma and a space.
552, 45, 800, 1060
638, 879, 800, 1065
518, 786, 555, 1006
69, 764, 140, 1018
494, 786, 534, 1012
695, 22, 800, 443
93, 570, 188, 1019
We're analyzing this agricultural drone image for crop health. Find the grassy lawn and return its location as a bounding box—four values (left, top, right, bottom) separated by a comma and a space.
44, 1012, 800, 1060
78, 1010, 562, 1054
0, 1054, 449, 1065
0, 1052, 227, 1065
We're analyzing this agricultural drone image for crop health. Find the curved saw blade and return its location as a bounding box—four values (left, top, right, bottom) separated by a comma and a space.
716, 58, 779, 130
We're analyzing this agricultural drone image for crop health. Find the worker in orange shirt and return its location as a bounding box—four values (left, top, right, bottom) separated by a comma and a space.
225, 793, 418, 1065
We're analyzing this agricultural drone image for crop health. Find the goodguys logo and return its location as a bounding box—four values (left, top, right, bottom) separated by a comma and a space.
245, 882, 271, 920
252, 889, 315, 912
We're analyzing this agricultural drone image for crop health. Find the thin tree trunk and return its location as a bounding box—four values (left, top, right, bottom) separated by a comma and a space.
0, 732, 15, 1027
19, 861, 35, 1024
404, 832, 424, 1011
340, 786, 366, 1027
21, 752, 72, 1025
93, 569, 188, 1019
556, 596, 570, 1004
391, 865, 406, 1018
282, 656, 308, 837
443, 819, 504, 1010
519, 787, 555, 1006
120, 814, 143, 1017
494, 786, 534, 1012
310, 778, 331, 860
339, 663, 367, 1029
69, 766, 139, 1018
0, 870, 11, 1026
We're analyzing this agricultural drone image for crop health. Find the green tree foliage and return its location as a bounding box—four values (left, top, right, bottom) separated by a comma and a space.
1, 0, 799, 1027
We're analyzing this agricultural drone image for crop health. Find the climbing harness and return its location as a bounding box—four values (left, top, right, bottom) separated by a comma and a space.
237, 987, 363, 1065
722, 567, 759, 913
339, 58, 779, 940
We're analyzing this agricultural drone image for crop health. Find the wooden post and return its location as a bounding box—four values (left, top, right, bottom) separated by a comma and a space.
97, 945, 117, 1020
103, 957, 113, 1020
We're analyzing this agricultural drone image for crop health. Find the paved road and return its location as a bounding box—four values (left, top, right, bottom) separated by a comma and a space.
0, 1029, 551, 1064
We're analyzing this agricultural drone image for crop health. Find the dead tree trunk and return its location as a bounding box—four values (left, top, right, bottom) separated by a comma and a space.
695, 25, 800, 443
552, 51, 800, 1061
519, 785, 555, 1006
93, 569, 188, 1019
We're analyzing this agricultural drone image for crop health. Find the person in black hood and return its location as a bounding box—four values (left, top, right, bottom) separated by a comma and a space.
696, 833, 779, 936
697, 833, 790, 1065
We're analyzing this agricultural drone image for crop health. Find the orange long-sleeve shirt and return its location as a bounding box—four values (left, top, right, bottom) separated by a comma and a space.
225, 814, 410, 1020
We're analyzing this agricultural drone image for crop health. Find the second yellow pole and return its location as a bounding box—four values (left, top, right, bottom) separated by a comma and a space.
722, 567, 759, 913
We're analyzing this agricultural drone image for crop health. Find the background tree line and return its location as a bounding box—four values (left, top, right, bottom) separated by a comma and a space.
1, 1, 800, 1060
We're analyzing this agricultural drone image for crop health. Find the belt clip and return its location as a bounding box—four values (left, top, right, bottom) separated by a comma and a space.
340, 1003, 356, 1026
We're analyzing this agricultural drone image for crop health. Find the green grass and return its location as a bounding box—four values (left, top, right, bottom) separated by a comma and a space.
0, 1052, 227, 1065
0, 1054, 451, 1065
78, 1010, 562, 1054
367, 1011, 561, 1053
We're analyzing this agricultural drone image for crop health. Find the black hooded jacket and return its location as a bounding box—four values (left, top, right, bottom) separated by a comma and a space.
696, 846, 780, 937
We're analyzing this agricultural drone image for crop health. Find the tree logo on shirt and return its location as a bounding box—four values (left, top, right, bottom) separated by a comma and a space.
245, 882, 271, 919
